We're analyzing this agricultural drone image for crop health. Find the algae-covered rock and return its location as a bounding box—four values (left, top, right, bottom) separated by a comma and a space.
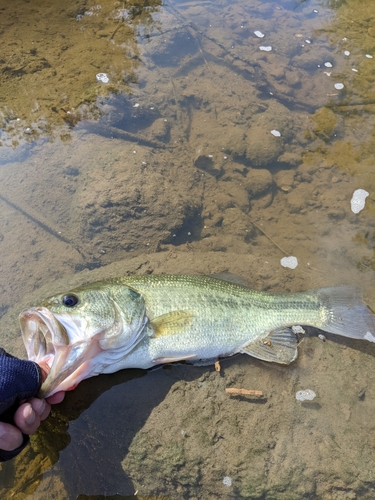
311, 107, 339, 141
277, 151, 302, 168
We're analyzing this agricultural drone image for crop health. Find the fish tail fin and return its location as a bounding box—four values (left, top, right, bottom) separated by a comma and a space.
317, 286, 375, 341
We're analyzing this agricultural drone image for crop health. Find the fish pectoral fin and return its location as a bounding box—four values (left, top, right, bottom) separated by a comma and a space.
240, 328, 298, 365
152, 354, 197, 364
150, 310, 194, 338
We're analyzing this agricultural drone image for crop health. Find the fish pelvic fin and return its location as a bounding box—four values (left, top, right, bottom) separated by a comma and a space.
240, 328, 298, 365
316, 286, 375, 341
152, 354, 197, 364
150, 310, 194, 338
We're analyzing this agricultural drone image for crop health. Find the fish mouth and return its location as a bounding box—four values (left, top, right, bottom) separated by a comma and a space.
20, 307, 69, 366
20, 307, 99, 398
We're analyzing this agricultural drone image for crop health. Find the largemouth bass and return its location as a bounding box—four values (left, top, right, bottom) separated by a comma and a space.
20, 274, 375, 397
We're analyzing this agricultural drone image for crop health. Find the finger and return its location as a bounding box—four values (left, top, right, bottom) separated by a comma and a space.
37, 361, 50, 383
13, 403, 41, 435
46, 391, 65, 405
0, 422, 23, 451
29, 398, 51, 421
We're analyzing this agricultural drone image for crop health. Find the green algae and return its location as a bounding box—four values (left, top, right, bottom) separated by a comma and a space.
311, 107, 338, 141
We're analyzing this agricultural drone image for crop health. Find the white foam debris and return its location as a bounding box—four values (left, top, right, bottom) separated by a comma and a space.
280, 256, 298, 269
305, 39, 311, 44
366, 54, 373, 59
270, 129, 281, 137
259, 46, 272, 52
334, 83, 344, 90
350, 188, 369, 214
296, 389, 316, 401
352, 68, 358, 72
96, 73, 109, 84
344, 50, 350, 56
324, 62, 333, 67
133, 103, 140, 108
254, 30, 265, 38
292, 325, 305, 334
364, 332, 375, 343
223, 477, 232, 487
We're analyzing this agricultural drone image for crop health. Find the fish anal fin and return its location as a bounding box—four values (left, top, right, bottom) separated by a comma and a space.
150, 310, 194, 338
240, 328, 298, 365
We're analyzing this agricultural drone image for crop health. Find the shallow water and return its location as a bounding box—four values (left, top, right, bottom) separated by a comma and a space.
0, 0, 375, 498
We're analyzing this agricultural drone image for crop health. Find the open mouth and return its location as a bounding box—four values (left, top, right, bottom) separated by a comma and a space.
20, 307, 69, 366
20, 307, 87, 397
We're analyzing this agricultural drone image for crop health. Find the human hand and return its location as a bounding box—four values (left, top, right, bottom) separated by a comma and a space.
0, 397, 51, 452
0, 357, 65, 457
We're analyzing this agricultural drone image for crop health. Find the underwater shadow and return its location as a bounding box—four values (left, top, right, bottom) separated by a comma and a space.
38, 363, 207, 498
309, 326, 375, 359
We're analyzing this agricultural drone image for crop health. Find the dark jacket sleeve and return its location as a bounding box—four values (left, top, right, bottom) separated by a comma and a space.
0, 348, 42, 462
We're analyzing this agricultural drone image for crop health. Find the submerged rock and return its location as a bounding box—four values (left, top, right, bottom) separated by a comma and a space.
244, 168, 273, 198
245, 125, 284, 168
311, 107, 340, 141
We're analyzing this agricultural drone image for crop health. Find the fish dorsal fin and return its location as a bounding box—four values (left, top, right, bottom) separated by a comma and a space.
208, 272, 252, 288
240, 328, 298, 365
150, 310, 194, 338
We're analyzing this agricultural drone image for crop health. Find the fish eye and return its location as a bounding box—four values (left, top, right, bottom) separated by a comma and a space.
62, 294, 79, 307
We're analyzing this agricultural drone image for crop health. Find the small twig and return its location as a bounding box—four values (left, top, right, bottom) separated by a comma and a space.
250, 219, 288, 255
0, 192, 87, 261
109, 2, 126, 41
187, 27, 212, 75
0, 192, 71, 245
78, 121, 175, 149
225, 388, 263, 396
250, 219, 323, 274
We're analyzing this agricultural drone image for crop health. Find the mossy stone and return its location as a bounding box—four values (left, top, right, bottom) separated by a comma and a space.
311, 107, 337, 141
